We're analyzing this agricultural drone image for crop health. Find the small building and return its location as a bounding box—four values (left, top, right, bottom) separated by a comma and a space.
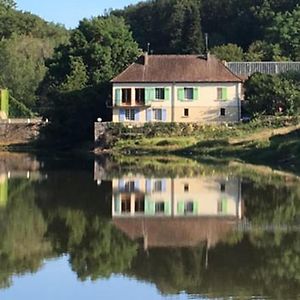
0, 89, 9, 120
110, 54, 243, 123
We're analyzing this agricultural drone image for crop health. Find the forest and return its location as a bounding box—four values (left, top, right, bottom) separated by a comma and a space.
0, 0, 300, 143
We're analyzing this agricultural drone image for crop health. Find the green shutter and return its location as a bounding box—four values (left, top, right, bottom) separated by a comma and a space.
193, 88, 199, 101
222, 198, 228, 214
145, 88, 155, 105
0, 178, 8, 208
145, 196, 155, 215
115, 88, 121, 106
177, 88, 184, 101
193, 201, 199, 215
165, 201, 171, 216
0, 89, 9, 117
164, 88, 170, 101
114, 194, 121, 213
222, 88, 228, 101
177, 201, 185, 215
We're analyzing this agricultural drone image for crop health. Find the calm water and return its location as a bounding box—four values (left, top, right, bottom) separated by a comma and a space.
0, 153, 300, 299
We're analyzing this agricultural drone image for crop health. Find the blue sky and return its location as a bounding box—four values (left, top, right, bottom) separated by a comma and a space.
16, 0, 143, 29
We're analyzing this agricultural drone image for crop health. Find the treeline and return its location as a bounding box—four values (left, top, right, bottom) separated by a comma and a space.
1, 0, 300, 144
113, 0, 300, 61
0, 0, 68, 117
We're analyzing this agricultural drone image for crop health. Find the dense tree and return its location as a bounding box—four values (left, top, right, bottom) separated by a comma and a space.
266, 6, 300, 60
38, 15, 140, 144
211, 43, 244, 61
244, 73, 300, 116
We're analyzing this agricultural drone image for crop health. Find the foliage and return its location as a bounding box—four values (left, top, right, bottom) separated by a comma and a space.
39, 15, 140, 144
211, 43, 244, 61
244, 73, 300, 115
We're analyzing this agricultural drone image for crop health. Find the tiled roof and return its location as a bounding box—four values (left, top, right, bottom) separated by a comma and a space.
113, 217, 237, 248
111, 54, 242, 83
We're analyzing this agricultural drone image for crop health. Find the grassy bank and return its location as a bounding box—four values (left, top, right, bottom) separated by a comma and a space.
110, 116, 300, 174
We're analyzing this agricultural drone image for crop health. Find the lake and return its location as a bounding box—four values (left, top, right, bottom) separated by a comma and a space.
0, 153, 299, 300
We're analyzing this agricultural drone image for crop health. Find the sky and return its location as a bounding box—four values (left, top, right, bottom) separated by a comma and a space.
16, 0, 142, 29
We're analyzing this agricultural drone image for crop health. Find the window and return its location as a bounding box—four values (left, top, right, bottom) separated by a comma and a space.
217, 200, 223, 213
184, 202, 194, 214
217, 88, 223, 100
153, 109, 162, 121
220, 108, 226, 116
135, 195, 145, 213
155, 202, 165, 214
155, 88, 165, 100
184, 108, 189, 117
125, 109, 135, 121
124, 181, 135, 192
184, 184, 189, 192
184, 88, 194, 100
154, 180, 162, 192
220, 183, 226, 192
122, 89, 131, 104
121, 194, 131, 213
135, 88, 145, 104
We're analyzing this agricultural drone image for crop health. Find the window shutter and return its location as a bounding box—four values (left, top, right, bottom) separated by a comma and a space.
135, 109, 140, 121
164, 201, 171, 216
164, 88, 170, 101
118, 179, 125, 190
177, 88, 184, 101
145, 196, 155, 215
222, 88, 228, 100
119, 109, 125, 122
146, 108, 152, 122
177, 201, 185, 215
145, 88, 155, 104
193, 201, 199, 215
222, 198, 228, 214
193, 87, 199, 101
162, 179, 167, 192
146, 179, 152, 193
134, 180, 140, 191
115, 88, 121, 106
114, 194, 121, 213
162, 109, 167, 122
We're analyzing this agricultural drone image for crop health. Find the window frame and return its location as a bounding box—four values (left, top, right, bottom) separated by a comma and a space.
220, 108, 226, 116
125, 109, 135, 121
122, 88, 132, 104
153, 108, 163, 121
184, 87, 194, 100
155, 201, 165, 214
184, 108, 189, 117
135, 88, 145, 105
155, 88, 165, 101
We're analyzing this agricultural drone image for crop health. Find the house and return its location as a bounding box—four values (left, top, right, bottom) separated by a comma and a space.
0, 89, 9, 120
110, 54, 243, 123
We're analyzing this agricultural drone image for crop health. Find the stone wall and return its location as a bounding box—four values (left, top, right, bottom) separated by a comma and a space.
0, 119, 43, 146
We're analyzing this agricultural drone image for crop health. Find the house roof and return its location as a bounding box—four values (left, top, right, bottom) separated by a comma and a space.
113, 217, 237, 248
111, 54, 242, 83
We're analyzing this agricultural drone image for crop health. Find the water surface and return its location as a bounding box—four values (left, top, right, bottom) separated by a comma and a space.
0, 153, 299, 299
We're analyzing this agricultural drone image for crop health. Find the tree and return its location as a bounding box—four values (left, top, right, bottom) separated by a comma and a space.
211, 43, 244, 61
266, 6, 300, 60
0, 0, 16, 9
244, 73, 300, 116
39, 15, 140, 144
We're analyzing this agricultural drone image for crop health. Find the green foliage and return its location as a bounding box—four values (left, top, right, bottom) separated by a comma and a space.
266, 6, 300, 60
39, 15, 140, 144
211, 43, 244, 61
244, 73, 300, 115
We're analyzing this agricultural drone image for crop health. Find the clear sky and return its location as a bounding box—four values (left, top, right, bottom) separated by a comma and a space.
16, 0, 143, 29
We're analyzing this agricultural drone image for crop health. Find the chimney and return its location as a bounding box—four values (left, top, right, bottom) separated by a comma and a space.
143, 52, 149, 66
204, 33, 209, 60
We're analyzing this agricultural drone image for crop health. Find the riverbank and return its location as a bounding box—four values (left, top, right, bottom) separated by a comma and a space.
109, 116, 300, 174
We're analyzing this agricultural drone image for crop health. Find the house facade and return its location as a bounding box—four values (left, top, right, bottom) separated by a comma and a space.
111, 54, 243, 123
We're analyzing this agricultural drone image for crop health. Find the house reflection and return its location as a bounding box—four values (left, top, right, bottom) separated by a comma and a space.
112, 175, 244, 249
112, 176, 243, 218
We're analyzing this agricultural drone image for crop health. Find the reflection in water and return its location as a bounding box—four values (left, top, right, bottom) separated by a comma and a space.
0, 154, 300, 299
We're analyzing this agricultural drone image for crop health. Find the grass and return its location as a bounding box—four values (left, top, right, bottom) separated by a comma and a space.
111, 117, 300, 174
